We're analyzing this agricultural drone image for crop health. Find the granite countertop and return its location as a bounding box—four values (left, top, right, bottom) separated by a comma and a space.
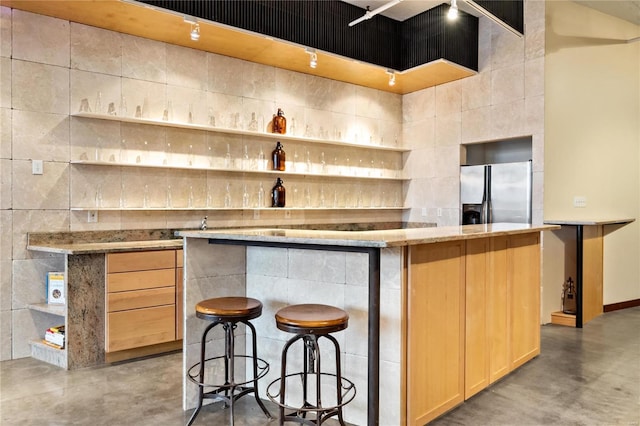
27, 229, 183, 255
177, 223, 559, 248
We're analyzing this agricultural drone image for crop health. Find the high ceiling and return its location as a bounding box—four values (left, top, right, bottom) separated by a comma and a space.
343, 0, 640, 25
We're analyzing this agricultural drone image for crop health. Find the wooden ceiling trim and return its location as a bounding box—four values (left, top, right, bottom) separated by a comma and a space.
2, 0, 476, 94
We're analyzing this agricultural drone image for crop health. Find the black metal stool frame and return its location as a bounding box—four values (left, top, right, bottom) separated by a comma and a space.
267, 329, 356, 426
187, 314, 271, 426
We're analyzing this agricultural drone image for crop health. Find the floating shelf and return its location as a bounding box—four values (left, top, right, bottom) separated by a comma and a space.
71, 160, 408, 181
72, 112, 409, 153
70, 207, 409, 212
27, 303, 66, 318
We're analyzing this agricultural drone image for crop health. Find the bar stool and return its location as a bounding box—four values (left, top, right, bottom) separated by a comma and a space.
186, 297, 271, 426
266, 304, 356, 426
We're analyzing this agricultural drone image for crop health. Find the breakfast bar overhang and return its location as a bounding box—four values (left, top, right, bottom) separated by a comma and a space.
177, 223, 558, 425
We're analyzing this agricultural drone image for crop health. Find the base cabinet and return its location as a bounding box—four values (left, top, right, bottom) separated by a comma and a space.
407, 234, 541, 424
106, 250, 179, 353
407, 241, 466, 425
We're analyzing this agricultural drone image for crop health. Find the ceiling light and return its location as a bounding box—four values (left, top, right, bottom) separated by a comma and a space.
386, 70, 396, 86
448, 0, 459, 20
184, 17, 200, 41
349, 0, 403, 27
305, 48, 318, 69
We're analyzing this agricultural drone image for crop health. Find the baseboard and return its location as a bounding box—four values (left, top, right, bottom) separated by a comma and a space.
604, 299, 640, 313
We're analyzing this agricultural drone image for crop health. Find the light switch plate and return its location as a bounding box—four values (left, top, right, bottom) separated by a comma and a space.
87, 211, 98, 223
573, 196, 587, 208
32, 160, 43, 175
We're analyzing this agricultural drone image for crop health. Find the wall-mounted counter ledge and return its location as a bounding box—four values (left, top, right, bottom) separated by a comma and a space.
27, 238, 183, 255
176, 222, 559, 248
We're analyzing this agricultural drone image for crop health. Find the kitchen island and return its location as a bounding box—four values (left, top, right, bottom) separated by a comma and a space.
178, 223, 557, 425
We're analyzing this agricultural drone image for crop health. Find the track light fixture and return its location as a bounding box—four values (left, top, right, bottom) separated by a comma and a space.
184, 17, 200, 41
305, 48, 318, 69
448, 0, 459, 20
348, 0, 402, 27
386, 70, 396, 87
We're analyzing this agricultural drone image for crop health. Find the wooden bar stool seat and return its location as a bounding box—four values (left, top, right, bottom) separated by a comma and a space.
187, 297, 271, 426
267, 304, 356, 426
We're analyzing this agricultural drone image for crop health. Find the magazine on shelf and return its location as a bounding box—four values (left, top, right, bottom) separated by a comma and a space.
46, 272, 65, 305
44, 325, 65, 348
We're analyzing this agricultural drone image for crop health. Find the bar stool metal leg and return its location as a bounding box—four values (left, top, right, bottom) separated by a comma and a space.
187, 320, 221, 426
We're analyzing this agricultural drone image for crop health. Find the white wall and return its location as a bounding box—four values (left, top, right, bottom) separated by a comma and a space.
544, 0, 640, 308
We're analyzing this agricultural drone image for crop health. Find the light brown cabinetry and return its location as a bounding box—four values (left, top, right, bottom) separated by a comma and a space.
407, 234, 541, 424
106, 250, 178, 353
176, 249, 183, 341
407, 241, 466, 426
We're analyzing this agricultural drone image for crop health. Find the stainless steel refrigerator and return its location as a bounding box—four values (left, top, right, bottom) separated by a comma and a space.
460, 160, 532, 224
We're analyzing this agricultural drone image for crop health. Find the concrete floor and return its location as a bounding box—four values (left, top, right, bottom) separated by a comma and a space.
1, 307, 638, 425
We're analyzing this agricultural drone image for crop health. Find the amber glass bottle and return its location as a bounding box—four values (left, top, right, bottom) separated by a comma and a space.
272, 108, 286, 134
272, 177, 286, 207
272, 141, 286, 171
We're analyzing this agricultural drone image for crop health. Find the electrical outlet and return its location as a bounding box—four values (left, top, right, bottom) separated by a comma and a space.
32, 159, 43, 175
437, 208, 442, 217
421, 207, 427, 217
284, 210, 291, 219
253, 209, 260, 219
87, 211, 98, 223
573, 196, 587, 208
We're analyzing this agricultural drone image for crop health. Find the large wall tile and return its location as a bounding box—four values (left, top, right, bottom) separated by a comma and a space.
71, 23, 122, 75
0, 209, 11, 261
70, 115, 121, 162
525, 94, 544, 136
461, 71, 491, 111
288, 249, 346, 284
69, 69, 120, 116
122, 33, 166, 83
207, 52, 244, 97
70, 210, 122, 232
12, 60, 69, 115
461, 107, 491, 143
121, 78, 167, 121
242, 60, 275, 101
275, 68, 308, 108
0, 7, 11, 58
435, 80, 462, 117
492, 63, 525, 105
11, 160, 69, 210
1, 158, 10, 209
0, 108, 10, 158
490, 21, 525, 70
403, 86, 435, 123
0, 57, 10, 108
12, 10, 69, 67
490, 99, 526, 139
12, 210, 70, 260
435, 112, 462, 146
12, 111, 69, 162
305, 74, 334, 111
166, 44, 207, 91
247, 246, 288, 278
525, 57, 545, 98
165, 85, 208, 125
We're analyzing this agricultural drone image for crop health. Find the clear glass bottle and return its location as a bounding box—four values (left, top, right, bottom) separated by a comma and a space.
248, 112, 258, 131
272, 141, 286, 171
271, 177, 286, 208
258, 146, 266, 170
272, 108, 286, 134
257, 182, 265, 207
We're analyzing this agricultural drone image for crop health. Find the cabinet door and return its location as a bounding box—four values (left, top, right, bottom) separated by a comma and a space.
509, 233, 540, 370
407, 241, 465, 425
107, 305, 176, 352
487, 237, 509, 383
464, 238, 488, 398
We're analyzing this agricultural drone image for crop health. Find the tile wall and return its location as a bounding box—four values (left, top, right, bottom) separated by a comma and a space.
0, 7, 403, 361
0, 1, 545, 361
402, 0, 545, 227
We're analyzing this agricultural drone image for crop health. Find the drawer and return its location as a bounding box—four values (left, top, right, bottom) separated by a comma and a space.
106, 305, 175, 352
107, 250, 175, 273
176, 249, 183, 268
107, 268, 175, 293
107, 286, 175, 312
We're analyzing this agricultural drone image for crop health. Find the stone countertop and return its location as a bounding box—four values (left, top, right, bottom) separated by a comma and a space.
177, 223, 559, 248
27, 238, 183, 255
544, 218, 636, 226
27, 229, 183, 255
